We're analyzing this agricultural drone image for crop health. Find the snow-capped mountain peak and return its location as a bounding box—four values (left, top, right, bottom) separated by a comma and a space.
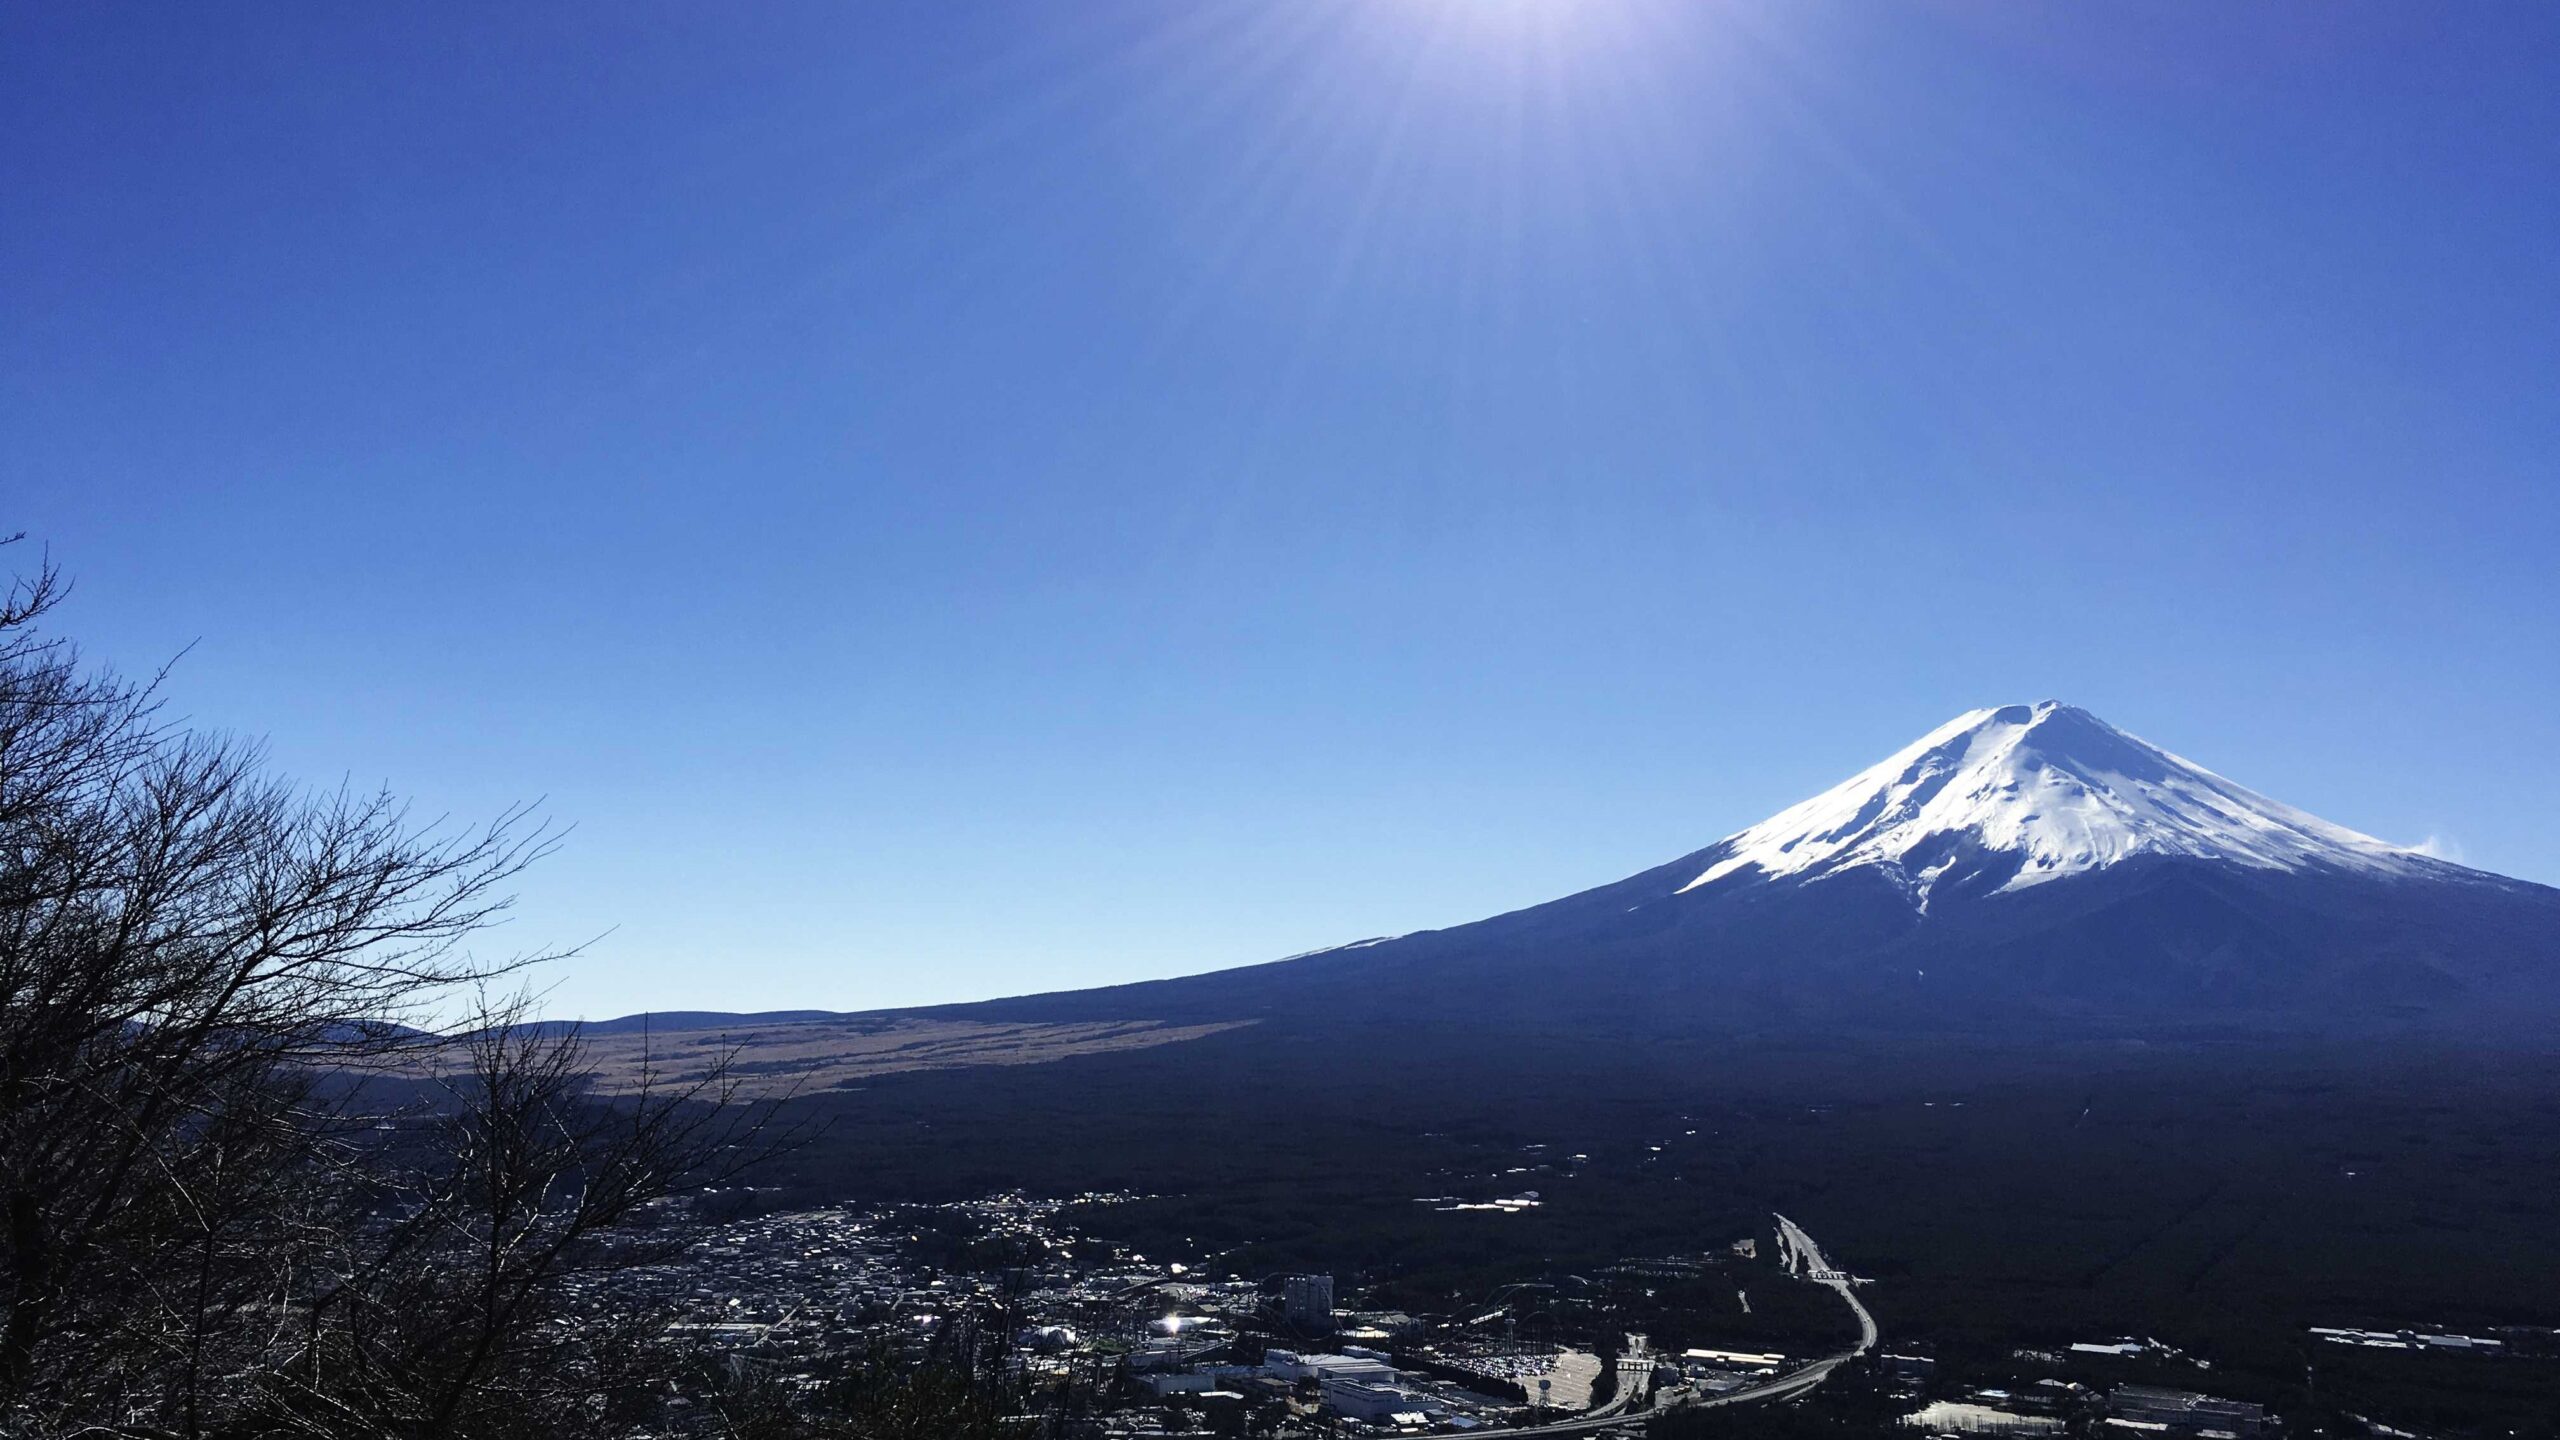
1678, 702, 2435, 910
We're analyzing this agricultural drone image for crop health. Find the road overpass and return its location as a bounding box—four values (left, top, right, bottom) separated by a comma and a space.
1468, 1214, 1877, 1438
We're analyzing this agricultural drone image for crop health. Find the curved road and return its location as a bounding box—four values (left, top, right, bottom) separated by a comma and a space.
1475, 1214, 1876, 1438
1775, 1212, 1878, 1354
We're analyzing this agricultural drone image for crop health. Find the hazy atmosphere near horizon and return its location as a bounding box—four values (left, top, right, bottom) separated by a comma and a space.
8, 1, 2556, 1020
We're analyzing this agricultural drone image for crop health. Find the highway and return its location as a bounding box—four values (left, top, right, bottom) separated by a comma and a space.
1774, 1212, 1878, 1354
1462, 1214, 1877, 1438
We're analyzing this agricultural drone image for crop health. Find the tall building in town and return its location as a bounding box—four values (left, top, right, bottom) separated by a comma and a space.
1281, 1274, 1334, 1332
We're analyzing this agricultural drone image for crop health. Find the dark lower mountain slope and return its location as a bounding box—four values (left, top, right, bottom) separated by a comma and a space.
925, 853, 2559, 1040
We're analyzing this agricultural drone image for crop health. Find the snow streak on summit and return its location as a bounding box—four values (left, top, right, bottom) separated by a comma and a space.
1678, 702, 2440, 911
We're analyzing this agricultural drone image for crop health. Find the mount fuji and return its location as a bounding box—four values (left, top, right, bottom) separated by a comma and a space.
723, 706, 2560, 1381
1674, 701, 2442, 909
956, 703, 2560, 1035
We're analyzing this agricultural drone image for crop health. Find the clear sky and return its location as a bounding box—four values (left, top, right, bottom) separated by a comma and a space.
6, 2, 2555, 1019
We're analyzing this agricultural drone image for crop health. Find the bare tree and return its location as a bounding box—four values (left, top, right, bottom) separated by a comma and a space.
247, 1004, 770, 1439
704, 1319, 1026, 1440
0, 544, 773, 1438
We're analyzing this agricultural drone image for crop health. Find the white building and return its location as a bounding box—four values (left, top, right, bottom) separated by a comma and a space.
1684, 1348, 1784, 1373
1322, 1376, 1432, 1422
1266, 1350, 1397, 1385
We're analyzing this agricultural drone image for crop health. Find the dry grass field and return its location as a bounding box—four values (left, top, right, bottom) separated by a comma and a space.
564, 1015, 1254, 1096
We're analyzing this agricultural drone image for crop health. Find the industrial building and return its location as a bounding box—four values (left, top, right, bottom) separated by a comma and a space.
1320, 1376, 1434, 1423
2108, 1385, 2266, 1436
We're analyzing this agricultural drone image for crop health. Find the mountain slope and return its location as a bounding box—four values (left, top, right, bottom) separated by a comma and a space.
949, 703, 2559, 1035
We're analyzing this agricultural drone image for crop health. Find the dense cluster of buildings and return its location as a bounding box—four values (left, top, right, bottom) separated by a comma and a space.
569, 1192, 2440, 1440
576, 1196, 1610, 1435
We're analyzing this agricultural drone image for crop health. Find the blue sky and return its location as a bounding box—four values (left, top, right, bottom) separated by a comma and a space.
6, 2, 2554, 1018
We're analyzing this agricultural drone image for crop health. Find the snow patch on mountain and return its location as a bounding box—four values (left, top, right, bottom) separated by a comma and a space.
1277, 936, 1398, 962
1678, 702, 2437, 910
